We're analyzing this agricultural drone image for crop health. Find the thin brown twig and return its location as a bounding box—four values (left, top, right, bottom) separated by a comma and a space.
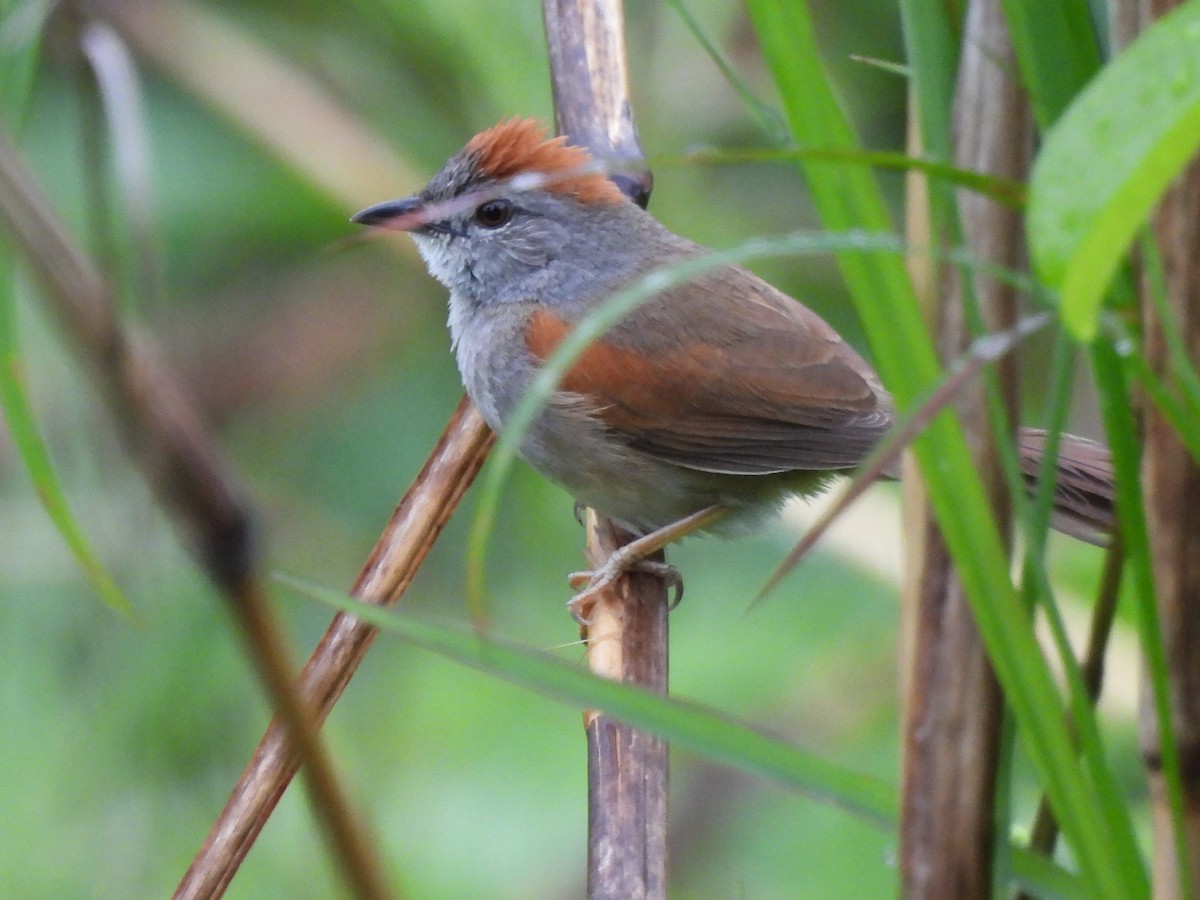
222, 577, 392, 900
174, 396, 494, 899
0, 128, 390, 900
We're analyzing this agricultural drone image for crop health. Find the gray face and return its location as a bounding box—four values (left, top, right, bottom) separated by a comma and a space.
406, 150, 670, 315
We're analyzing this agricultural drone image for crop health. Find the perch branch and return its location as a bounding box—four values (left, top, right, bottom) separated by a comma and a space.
899, 0, 1024, 893
174, 396, 493, 898
542, 1, 668, 897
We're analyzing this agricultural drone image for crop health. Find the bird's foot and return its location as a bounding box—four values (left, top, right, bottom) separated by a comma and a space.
563, 505, 727, 624
566, 553, 683, 625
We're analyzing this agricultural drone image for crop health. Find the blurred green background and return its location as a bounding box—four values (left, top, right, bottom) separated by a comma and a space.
0, 0, 1134, 896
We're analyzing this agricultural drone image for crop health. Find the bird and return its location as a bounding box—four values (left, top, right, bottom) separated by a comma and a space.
351, 118, 1112, 611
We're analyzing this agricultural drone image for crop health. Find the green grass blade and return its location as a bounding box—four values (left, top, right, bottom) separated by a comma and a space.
0, 268, 135, 618
744, 1, 1145, 893
289, 574, 1085, 898
665, 146, 1025, 206
284, 574, 897, 827
1141, 233, 1200, 420
1028, 0, 1200, 340
998, 0, 1102, 132
847, 54, 910, 80
1091, 340, 1192, 894
1010, 845, 1087, 899
1114, 333, 1200, 467
662, 0, 789, 145
898, 0, 960, 166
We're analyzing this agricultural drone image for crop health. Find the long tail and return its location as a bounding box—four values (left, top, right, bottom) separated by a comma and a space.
1019, 428, 1113, 546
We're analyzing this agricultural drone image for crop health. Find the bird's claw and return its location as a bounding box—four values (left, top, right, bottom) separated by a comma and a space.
567, 554, 683, 625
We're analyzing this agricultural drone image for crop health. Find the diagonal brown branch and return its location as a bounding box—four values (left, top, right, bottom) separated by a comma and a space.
174, 395, 493, 898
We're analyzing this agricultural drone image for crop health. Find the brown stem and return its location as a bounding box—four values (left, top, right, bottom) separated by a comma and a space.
542, 0, 651, 208
225, 577, 392, 900
174, 397, 494, 899
899, 0, 1025, 894
581, 513, 670, 900
541, 1, 665, 896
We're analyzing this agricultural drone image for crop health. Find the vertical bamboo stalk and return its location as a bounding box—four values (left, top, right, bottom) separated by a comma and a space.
541, 3, 666, 897
899, 0, 1025, 894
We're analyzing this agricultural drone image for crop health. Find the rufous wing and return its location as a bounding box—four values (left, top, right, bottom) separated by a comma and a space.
525, 266, 894, 475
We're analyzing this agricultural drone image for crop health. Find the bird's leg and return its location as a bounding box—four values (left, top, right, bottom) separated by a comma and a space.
567, 504, 729, 623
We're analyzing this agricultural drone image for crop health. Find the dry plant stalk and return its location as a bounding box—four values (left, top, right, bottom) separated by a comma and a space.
162, 0, 659, 890
0, 128, 389, 899
541, 1, 669, 897
899, 0, 1024, 893
175, 397, 493, 899
1141, 171, 1200, 892
543, 0, 652, 207
582, 512, 670, 899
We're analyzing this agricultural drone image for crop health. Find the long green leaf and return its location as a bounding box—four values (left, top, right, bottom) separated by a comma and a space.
289, 575, 1084, 897
743, 1, 1145, 894
998, 0, 1102, 132
287, 575, 897, 826
1091, 341, 1192, 894
0, 270, 135, 617
662, 0, 790, 144
667, 146, 1025, 206
898, 0, 960, 167
1028, 0, 1200, 340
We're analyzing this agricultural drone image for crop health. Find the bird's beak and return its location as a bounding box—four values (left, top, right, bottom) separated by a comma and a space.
350, 196, 425, 230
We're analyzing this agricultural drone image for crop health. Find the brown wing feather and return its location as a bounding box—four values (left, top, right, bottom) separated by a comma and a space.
525, 266, 894, 475
1018, 428, 1114, 545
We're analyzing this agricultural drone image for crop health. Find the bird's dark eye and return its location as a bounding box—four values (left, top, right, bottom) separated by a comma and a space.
474, 199, 513, 228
